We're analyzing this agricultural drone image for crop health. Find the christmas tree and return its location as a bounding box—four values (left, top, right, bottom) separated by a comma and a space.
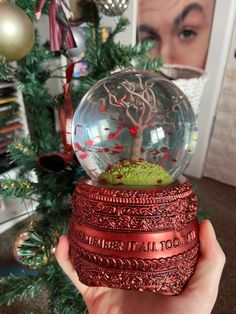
0, 1, 161, 312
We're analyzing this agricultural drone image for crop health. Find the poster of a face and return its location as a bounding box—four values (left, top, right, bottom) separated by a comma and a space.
137, 0, 215, 69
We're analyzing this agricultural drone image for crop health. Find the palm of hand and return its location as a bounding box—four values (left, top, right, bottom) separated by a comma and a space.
81, 283, 205, 314
84, 286, 164, 314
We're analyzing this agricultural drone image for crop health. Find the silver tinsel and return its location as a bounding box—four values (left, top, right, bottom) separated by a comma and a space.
95, 0, 129, 16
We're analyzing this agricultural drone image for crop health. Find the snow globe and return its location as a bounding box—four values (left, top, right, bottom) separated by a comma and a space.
69, 70, 199, 295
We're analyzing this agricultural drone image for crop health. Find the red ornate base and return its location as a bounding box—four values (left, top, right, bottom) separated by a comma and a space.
69, 177, 199, 295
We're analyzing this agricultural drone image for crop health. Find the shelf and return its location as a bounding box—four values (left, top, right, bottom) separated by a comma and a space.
0, 79, 29, 175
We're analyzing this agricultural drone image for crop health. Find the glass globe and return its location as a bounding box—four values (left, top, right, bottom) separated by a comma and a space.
72, 70, 198, 186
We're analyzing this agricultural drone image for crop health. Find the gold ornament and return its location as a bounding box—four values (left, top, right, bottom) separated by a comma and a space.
0, 2, 35, 61
13, 224, 54, 269
13, 229, 34, 268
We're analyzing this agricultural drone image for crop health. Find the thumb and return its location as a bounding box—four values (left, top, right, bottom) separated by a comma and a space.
55, 235, 89, 295
183, 220, 225, 305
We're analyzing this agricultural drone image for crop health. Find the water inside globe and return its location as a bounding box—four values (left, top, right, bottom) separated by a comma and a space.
72, 70, 198, 186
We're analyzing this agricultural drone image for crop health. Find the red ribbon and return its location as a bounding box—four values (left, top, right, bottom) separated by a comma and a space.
59, 62, 75, 151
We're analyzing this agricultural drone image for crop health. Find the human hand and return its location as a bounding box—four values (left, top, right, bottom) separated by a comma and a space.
35, 11, 41, 20
55, 220, 225, 314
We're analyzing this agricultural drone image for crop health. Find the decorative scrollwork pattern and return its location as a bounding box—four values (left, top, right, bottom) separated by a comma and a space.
70, 243, 199, 295
70, 240, 198, 272
74, 179, 194, 204
69, 179, 199, 295
72, 179, 198, 231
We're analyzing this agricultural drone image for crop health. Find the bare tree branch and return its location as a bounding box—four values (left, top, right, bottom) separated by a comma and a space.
102, 76, 163, 160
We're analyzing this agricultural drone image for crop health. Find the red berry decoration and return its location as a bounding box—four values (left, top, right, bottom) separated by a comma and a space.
129, 125, 139, 135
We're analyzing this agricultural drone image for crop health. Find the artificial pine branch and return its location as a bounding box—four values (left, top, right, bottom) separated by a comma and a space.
15, 0, 48, 21
35, 167, 82, 212
0, 55, 14, 81
129, 41, 163, 70
0, 175, 36, 200
0, 274, 44, 305
8, 137, 38, 171
107, 16, 130, 40
16, 33, 58, 153
12, 211, 69, 268
46, 263, 86, 314
71, 18, 162, 106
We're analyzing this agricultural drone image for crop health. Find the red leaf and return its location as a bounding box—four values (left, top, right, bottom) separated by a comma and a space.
86, 139, 94, 146
116, 174, 123, 179
79, 153, 89, 159
108, 128, 122, 140
100, 105, 106, 112
114, 143, 123, 150
111, 150, 120, 155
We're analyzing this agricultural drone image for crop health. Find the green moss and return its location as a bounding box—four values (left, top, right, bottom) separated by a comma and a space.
99, 160, 173, 186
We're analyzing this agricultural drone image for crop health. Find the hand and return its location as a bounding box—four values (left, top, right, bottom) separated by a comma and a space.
55, 220, 225, 314
35, 11, 41, 20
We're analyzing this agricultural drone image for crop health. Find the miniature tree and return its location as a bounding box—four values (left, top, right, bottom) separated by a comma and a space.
104, 76, 159, 161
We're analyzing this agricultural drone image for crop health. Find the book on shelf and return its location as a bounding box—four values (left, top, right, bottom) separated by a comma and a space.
0, 80, 28, 175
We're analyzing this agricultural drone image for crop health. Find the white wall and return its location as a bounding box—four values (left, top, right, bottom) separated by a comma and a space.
185, 0, 236, 178
101, 0, 137, 46
204, 15, 236, 186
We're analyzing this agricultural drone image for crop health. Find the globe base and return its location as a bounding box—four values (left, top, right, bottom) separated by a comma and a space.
69, 177, 199, 295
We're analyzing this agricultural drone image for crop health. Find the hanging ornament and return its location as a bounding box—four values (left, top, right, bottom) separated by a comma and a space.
38, 63, 81, 172
95, 0, 129, 16
66, 26, 86, 59
0, 2, 35, 61
35, 0, 76, 52
70, 60, 92, 89
13, 224, 55, 269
